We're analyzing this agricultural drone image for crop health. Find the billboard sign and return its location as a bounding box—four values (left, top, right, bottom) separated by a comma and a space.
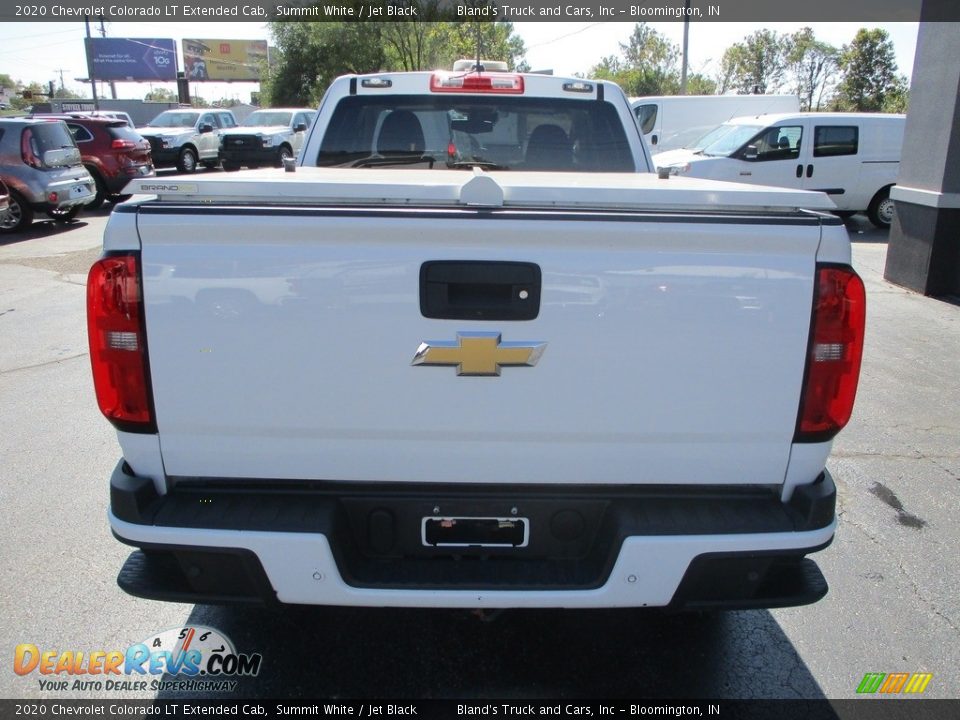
182, 39, 268, 82
86, 38, 177, 81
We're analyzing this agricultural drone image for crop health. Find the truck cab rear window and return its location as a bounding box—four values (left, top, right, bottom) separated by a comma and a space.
316, 95, 635, 172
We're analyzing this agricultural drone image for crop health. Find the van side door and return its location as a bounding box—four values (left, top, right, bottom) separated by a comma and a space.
732, 122, 807, 190
802, 123, 862, 212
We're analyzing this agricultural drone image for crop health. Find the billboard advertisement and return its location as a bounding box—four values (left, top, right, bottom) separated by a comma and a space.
86, 38, 177, 81
182, 39, 268, 82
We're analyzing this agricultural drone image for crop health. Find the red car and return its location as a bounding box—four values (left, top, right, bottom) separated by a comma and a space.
34, 115, 154, 209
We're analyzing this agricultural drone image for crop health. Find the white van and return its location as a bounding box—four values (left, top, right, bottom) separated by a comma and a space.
652, 112, 906, 228
631, 95, 800, 152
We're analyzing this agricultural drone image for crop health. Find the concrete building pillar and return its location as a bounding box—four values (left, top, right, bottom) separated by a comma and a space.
884, 21, 960, 296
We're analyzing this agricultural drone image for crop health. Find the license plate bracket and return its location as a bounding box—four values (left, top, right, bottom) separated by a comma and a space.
421, 516, 529, 548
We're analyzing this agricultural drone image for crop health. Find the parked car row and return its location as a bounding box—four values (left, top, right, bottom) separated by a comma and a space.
0, 106, 316, 233
137, 107, 315, 173
0, 117, 98, 234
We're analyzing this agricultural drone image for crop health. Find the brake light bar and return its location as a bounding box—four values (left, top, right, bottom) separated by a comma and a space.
87, 254, 156, 433
430, 72, 524, 94
795, 264, 866, 442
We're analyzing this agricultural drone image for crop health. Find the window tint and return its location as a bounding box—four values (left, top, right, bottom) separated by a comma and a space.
29, 122, 76, 153
635, 104, 657, 135
200, 114, 217, 128
318, 95, 635, 172
108, 125, 145, 144
814, 125, 858, 157
749, 125, 803, 161
67, 124, 93, 143
218, 113, 237, 128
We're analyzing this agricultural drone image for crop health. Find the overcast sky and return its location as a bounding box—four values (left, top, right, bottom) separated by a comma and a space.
0, 21, 920, 102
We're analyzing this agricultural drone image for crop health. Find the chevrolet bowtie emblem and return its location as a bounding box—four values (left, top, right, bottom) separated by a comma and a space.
412, 332, 546, 376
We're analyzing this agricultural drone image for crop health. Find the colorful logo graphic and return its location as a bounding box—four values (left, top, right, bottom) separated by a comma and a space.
857, 672, 933, 694
14, 626, 262, 693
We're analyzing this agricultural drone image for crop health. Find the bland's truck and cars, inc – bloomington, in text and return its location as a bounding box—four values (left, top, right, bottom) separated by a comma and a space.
88, 64, 865, 611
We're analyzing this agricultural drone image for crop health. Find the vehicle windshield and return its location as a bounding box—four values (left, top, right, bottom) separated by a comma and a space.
242, 111, 293, 127
317, 94, 635, 172
699, 123, 763, 156
148, 112, 199, 128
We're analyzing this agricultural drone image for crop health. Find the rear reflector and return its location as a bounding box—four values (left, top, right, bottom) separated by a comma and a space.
795, 265, 866, 442
87, 254, 156, 432
431, 72, 524, 94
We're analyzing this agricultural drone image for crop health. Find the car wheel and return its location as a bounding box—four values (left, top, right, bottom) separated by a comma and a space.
0, 190, 33, 234
277, 145, 293, 167
867, 188, 895, 229
177, 148, 198, 173
222, 161, 241, 172
47, 206, 83, 224
86, 169, 106, 210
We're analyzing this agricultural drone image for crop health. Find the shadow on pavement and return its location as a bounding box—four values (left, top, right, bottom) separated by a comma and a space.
156, 603, 828, 700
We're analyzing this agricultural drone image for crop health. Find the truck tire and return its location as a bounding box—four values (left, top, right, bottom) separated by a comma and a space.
867, 187, 895, 229
177, 147, 198, 174
277, 145, 293, 167
222, 161, 241, 172
0, 190, 33, 233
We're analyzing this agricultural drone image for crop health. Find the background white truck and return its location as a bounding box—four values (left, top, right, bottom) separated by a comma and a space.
90, 69, 865, 611
631, 94, 800, 152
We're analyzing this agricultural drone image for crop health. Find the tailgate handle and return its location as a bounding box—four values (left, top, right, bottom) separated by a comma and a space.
420, 261, 541, 321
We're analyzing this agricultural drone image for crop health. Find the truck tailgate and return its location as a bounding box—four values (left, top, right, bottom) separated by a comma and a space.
137, 206, 819, 487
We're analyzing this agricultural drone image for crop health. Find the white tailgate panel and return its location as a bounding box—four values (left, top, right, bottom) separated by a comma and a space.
139, 211, 817, 486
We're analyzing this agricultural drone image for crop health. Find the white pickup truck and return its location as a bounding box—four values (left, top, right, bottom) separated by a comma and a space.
90, 69, 865, 611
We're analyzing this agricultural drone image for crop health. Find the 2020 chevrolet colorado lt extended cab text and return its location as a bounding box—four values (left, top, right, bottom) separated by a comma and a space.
90, 69, 864, 610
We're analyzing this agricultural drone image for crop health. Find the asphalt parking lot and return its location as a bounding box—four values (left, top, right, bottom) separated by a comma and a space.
0, 207, 957, 701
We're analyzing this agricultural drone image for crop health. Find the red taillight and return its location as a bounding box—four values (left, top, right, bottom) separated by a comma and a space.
430, 72, 524, 94
795, 265, 866, 442
87, 255, 155, 432
21, 128, 42, 168
111, 138, 137, 150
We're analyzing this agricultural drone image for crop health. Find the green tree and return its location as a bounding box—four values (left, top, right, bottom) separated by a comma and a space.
833, 28, 908, 112
588, 23, 684, 96
144, 88, 178, 103
785, 27, 838, 111
380, 20, 527, 72
264, 19, 527, 107
719, 30, 788, 94
266, 22, 386, 107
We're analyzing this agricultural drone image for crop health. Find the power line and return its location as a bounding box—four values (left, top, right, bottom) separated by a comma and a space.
525, 23, 604, 51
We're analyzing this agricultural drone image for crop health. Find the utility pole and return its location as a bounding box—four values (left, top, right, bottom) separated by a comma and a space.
54, 69, 67, 93
680, 0, 691, 95
84, 16, 100, 110
98, 16, 117, 100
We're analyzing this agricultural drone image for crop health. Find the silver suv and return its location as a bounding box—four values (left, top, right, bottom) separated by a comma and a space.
0, 118, 96, 234
139, 109, 238, 173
